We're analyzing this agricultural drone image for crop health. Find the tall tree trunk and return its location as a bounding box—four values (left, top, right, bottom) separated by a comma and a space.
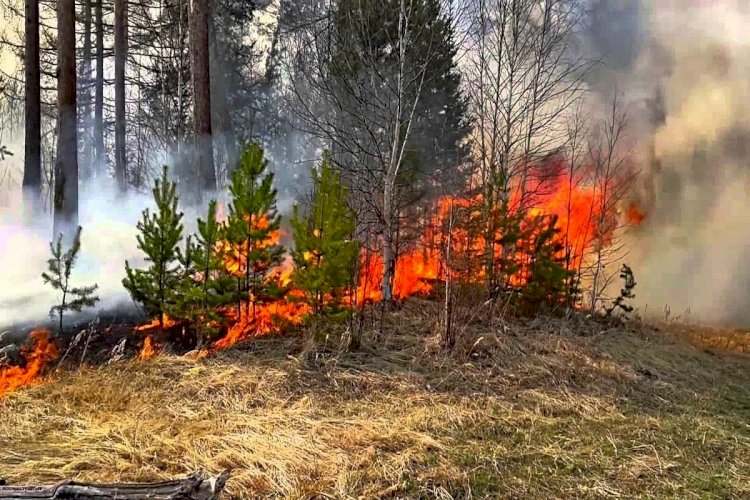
53, 0, 79, 238
191, 0, 215, 197
114, 0, 127, 190
22, 0, 41, 211
79, 0, 93, 183
208, 16, 236, 180
94, 0, 104, 177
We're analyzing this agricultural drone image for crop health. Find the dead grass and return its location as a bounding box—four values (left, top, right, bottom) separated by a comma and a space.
1, 302, 749, 499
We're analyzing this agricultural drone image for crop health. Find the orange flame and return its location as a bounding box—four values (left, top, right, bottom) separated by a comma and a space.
626, 201, 646, 225
213, 293, 310, 349
133, 157, 637, 352
355, 164, 632, 301
135, 314, 178, 332
139, 336, 156, 360
0, 329, 58, 397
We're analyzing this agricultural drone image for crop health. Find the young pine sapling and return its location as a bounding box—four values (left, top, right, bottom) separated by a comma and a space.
123, 166, 184, 329
174, 200, 235, 348
291, 151, 358, 318
42, 226, 100, 335
224, 143, 285, 319
605, 264, 637, 317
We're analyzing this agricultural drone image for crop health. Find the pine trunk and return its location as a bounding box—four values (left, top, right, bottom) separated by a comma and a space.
53, 0, 79, 238
22, 0, 41, 210
94, 0, 104, 177
79, 0, 93, 183
191, 0, 216, 196
114, 0, 128, 190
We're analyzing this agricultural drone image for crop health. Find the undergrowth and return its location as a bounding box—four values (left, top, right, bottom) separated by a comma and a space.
1, 301, 748, 499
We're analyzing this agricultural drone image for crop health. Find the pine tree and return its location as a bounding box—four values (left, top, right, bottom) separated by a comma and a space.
173, 200, 235, 347
291, 151, 358, 317
42, 226, 100, 335
519, 215, 573, 311
224, 142, 284, 319
123, 166, 184, 329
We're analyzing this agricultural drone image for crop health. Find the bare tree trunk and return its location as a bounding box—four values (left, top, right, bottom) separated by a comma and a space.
0, 470, 230, 499
208, 14, 235, 183
191, 0, 216, 197
53, 0, 79, 238
94, 0, 104, 177
22, 0, 41, 210
381, 182, 396, 305
114, 0, 128, 190
443, 199, 455, 350
79, 0, 93, 183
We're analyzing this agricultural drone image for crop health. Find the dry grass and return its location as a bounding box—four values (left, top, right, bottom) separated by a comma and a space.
1, 302, 749, 499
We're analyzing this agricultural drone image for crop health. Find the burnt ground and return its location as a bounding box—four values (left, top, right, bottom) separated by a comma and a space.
0, 305, 198, 368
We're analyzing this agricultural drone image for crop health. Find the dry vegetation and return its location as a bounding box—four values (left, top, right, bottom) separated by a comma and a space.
1, 302, 749, 499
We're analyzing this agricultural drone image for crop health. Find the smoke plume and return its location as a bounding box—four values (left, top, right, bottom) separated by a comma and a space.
0, 168, 150, 327
587, 0, 750, 326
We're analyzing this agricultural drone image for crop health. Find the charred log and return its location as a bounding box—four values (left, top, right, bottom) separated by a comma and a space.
0, 470, 230, 499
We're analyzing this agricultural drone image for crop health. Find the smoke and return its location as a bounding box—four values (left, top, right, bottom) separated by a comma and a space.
0, 171, 152, 327
586, 0, 750, 326
0, 139, 312, 330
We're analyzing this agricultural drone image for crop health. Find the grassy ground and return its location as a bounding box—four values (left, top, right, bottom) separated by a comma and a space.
1, 302, 749, 499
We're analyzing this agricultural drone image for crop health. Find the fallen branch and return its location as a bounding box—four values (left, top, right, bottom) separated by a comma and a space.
0, 470, 230, 499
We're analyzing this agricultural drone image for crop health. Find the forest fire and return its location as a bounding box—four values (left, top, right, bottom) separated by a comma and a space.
127, 160, 634, 352
213, 295, 310, 349
355, 166, 624, 303
0, 329, 58, 397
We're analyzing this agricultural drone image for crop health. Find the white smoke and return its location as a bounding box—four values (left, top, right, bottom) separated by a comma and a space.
0, 172, 151, 326
588, 0, 750, 326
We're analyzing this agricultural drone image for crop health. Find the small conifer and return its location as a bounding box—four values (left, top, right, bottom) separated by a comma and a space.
174, 200, 235, 347
291, 151, 358, 317
42, 226, 100, 335
605, 264, 637, 317
224, 142, 285, 318
123, 166, 184, 329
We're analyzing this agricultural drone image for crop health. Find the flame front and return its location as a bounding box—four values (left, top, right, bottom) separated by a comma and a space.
0, 329, 58, 397
134, 159, 638, 350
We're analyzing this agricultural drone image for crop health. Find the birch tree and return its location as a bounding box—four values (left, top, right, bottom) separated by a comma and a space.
463, 0, 589, 293
286, 0, 469, 304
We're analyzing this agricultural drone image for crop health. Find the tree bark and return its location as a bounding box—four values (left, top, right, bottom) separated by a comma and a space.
53, 0, 79, 238
114, 0, 128, 190
22, 0, 41, 210
94, 0, 105, 178
191, 0, 216, 197
79, 0, 93, 183
208, 16, 237, 179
